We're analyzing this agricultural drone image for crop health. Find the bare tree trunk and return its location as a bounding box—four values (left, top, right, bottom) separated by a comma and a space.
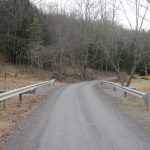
59, 51, 63, 74
81, 65, 87, 80
144, 62, 148, 76
126, 64, 136, 87
117, 72, 124, 86
112, 63, 124, 85
105, 57, 108, 72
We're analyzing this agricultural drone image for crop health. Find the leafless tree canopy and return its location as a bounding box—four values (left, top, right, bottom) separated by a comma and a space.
0, 0, 150, 84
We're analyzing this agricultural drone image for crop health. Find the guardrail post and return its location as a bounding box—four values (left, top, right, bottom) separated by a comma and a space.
33, 89, 36, 94
19, 94, 23, 107
113, 87, 116, 92
49, 82, 51, 87
124, 92, 127, 98
144, 94, 149, 110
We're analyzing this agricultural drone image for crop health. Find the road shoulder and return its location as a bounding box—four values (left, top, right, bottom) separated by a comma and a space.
96, 84, 150, 134
1, 82, 67, 150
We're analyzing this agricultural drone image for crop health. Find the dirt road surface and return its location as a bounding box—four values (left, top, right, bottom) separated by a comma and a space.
5, 81, 150, 150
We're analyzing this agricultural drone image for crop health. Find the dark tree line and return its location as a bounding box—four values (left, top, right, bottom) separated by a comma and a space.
0, 0, 150, 85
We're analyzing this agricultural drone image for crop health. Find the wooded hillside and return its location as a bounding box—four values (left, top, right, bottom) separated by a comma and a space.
0, 0, 150, 85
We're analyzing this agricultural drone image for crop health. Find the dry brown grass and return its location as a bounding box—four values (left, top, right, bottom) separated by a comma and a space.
130, 75, 150, 93
0, 81, 65, 149
0, 63, 62, 149
97, 76, 150, 130
108, 75, 150, 111
99, 75, 150, 111
0, 94, 46, 148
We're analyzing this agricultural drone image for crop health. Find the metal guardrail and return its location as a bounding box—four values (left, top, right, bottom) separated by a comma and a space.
0, 79, 55, 107
101, 80, 150, 110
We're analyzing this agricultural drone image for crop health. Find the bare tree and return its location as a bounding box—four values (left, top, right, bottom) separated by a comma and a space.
72, 0, 101, 79
118, 0, 150, 86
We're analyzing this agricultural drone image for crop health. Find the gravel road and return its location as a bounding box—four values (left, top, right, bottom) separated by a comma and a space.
5, 81, 150, 150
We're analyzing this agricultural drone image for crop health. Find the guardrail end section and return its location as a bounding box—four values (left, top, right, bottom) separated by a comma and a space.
144, 93, 150, 111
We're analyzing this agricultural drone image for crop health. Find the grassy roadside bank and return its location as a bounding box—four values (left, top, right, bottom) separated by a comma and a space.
97, 75, 150, 131
0, 64, 65, 149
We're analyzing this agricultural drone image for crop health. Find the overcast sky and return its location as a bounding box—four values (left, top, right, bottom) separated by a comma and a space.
32, 0, 150, 30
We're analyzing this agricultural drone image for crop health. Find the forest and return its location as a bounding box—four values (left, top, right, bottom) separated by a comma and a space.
0, 0, 150, 86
